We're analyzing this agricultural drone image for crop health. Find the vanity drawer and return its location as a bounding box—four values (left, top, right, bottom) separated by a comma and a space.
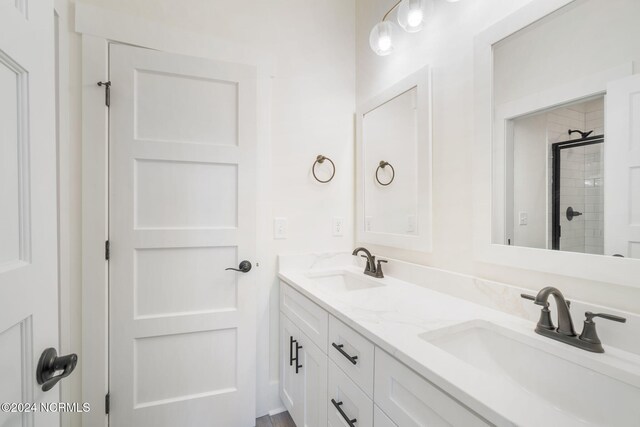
374, 348, 489, 427
280, 282, 328, 352
328, 360, 373, 427
328, 315, 375, 398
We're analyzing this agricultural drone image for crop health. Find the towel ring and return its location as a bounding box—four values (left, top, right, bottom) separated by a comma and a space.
312, 155, 335, 183
375, 161, 395, 186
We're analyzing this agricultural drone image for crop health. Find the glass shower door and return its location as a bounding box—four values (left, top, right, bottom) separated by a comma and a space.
552, 139, 604, 254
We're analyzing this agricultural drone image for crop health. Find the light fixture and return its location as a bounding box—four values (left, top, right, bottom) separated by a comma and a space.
397, 0, 425, 33
369, 0, 459, 56
369, 21, 395, 56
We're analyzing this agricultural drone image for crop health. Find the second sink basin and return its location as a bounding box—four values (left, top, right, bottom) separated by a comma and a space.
420, 320, 640, 426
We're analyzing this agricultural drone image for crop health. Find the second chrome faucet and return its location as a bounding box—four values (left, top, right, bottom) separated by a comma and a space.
352, 247, 387, 278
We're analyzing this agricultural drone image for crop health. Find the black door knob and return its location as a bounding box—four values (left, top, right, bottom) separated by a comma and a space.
225, 260, 252, 273
36, 348, 78, 392
566, 206, 583, 221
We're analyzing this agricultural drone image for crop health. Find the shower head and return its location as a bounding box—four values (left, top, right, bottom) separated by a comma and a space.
568, 129, 594, 139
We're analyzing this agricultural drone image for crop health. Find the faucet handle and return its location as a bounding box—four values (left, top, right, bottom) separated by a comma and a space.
585, 312, 627, 323
579, 312, 626, 352
375, 259, 387, 278
521, 293, 571, 308
521, 293, 555, 331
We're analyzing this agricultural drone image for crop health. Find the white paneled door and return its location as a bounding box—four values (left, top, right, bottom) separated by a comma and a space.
605, 75, 640, 258
0, 1, 62, 427
109, 44, 257, 426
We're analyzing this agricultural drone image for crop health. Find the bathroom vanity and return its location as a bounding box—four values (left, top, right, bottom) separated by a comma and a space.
278, 254, 640, 427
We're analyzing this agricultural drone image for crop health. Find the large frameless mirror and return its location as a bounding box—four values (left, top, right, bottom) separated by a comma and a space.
491, 0, 640, 259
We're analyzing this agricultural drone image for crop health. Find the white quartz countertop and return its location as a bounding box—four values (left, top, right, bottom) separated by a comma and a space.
278, 264, 640, 427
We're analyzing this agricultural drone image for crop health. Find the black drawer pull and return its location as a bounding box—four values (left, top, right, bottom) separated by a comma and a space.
331, 399, 357, 426
332, 343, 358, 365
289, 336, 296, 366
295, 342, 303, 373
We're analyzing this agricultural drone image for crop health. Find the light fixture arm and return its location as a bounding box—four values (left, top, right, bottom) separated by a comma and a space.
382, 0, 403, 21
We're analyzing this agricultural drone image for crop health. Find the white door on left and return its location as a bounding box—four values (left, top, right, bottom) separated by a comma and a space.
0, 1, 66, 427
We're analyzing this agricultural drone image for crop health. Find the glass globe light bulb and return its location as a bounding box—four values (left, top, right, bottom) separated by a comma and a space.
397, 0, 425, 33
369, 21, 395, 56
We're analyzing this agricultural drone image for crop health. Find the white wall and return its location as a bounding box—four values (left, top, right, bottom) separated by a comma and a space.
59, 0, 355, 422
511, 113, 548, 249
355, 0, 640, 314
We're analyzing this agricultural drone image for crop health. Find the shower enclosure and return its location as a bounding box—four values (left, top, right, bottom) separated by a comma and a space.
551, 134, 605, 254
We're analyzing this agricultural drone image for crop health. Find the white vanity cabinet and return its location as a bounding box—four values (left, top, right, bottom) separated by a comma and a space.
279, 281, 489, 427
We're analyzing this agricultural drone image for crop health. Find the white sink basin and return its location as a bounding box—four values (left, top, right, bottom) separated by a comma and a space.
306, 271, 384, 293
420, 320, 640, 426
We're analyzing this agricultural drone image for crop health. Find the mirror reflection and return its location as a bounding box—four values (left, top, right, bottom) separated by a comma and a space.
363, 87, 418, 236
492, 0, 640, 259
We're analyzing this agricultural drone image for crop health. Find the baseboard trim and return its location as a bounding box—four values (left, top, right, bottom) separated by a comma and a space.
268, 407, 287, 417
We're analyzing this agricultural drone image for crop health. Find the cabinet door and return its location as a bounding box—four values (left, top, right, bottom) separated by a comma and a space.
297, 331, 328, 427
280, 313, 301, 422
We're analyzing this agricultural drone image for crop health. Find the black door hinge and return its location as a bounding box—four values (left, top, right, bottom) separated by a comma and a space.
97, 81, 111, 107
105, 240, 110, 261
105, 393, 110, 414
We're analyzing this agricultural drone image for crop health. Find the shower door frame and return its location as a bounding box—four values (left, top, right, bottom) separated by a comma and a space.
551, 134, 604, 250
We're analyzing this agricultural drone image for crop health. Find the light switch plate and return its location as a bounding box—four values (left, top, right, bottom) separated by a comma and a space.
274, 217, 288, 239
365, 216, 373, 232
332, 217, 344, 236
519, 212, 528, 226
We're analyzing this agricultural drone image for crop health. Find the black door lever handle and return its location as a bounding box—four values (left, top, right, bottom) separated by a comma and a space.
36, 348, 78, 392
225, 260, 252, 273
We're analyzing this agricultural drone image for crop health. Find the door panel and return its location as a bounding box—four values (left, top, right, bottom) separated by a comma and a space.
134, 159, 238, 228
0, 1, 59, 426
109, 43, 257, 427
135, 69, 238, 145
135, 246, 238, 317
605, 74, 640, 257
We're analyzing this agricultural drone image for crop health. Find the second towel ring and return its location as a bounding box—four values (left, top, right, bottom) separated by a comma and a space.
375, 161, 395, 186
312, 155, 336, 183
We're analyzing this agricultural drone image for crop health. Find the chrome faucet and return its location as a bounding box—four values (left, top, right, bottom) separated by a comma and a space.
352, 247, 387, 278
522, 286, 626, 353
